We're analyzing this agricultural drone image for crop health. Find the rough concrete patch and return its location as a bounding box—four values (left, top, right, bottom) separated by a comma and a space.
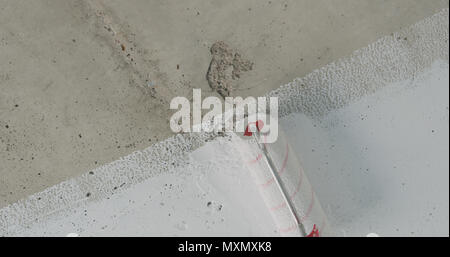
206, 41, 253, 98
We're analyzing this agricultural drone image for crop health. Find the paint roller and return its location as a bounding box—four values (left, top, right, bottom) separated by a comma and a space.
236, 120, 332, 236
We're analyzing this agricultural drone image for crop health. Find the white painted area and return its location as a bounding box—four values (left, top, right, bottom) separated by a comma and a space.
10, 137, 278, 236
282, 60, 449, 236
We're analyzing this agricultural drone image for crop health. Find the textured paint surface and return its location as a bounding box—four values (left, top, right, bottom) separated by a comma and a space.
282, 60, 449, 236
3, 136, 279, 236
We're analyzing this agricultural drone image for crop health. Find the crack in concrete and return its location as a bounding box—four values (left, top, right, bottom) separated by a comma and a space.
82, 0, 173, 104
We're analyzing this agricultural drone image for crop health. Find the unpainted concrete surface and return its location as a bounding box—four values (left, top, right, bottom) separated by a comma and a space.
0, 0, 448, 207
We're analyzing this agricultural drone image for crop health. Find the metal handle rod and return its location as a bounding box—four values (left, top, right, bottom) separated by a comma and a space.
254, 135, 307, 236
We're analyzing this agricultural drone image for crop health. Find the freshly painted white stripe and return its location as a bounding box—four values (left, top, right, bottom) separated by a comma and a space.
283, 60, 449, 236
